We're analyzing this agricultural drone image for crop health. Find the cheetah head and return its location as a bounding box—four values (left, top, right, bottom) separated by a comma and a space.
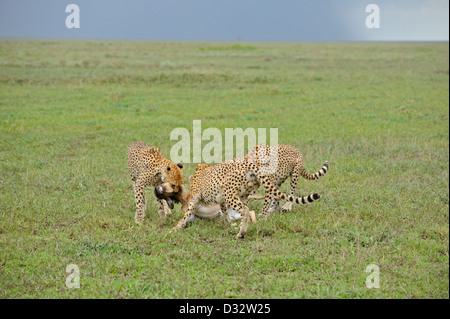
160, 162, 184, 192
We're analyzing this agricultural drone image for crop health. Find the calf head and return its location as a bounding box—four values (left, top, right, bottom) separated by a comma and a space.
155, 182, 190, 212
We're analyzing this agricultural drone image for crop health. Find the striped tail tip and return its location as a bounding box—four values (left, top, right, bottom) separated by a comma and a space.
318, 161, 328, 176
305, 193, 320, 202
294, 193, 321, 204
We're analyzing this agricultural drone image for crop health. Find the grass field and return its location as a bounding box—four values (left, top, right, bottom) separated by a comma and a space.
0, 39, 448, 299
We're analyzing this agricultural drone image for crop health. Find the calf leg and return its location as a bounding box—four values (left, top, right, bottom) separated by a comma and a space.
172, 196, 201, 231
157, 198, 173, 217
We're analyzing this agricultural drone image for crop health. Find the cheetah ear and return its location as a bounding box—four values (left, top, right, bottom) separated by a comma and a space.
177, 162, 183, 169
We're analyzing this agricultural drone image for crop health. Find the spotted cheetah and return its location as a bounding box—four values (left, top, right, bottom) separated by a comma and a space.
170, 161, 321, 238
127, 141, 184, 223
155, 164, 259, 223
243, 144, 328, 217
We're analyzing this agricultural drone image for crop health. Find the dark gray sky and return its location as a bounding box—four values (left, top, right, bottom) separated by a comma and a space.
0, 0, 448, 41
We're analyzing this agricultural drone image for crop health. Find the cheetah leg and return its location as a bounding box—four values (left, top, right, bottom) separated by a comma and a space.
260, 193, 280, 218
260, 195, 272, 219
266, 183, 282, 215
133, 181, 146, 223
260, 181, 279, 218
282, 168, 300, 213
268, 197, 280, 214
224, 193, 249, 238
259, 177, 277, 219
172, 195, 200, 231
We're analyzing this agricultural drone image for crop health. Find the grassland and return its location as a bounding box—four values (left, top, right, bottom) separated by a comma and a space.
0, 39, 448, 299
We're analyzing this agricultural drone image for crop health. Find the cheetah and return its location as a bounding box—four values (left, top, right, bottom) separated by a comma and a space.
169, 161, 321, 238
155, 164, 259, 224
127, 141, 184, 223
243, 144, 328, 217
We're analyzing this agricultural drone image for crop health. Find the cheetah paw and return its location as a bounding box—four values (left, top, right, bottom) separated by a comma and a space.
281, 202, 293, 213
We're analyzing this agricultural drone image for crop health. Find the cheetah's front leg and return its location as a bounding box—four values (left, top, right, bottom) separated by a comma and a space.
260, 195, 276, 219
259, 175, 286, 218
133, 181, 146, 223
224, 192, 249, 238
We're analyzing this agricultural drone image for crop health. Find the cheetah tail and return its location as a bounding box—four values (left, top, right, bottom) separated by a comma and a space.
261, 177, 321, 205
277, 192, 321, 205
299, 160, 329, 181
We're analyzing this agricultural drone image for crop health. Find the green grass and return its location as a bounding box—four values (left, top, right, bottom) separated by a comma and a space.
0, 39, 448, 299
